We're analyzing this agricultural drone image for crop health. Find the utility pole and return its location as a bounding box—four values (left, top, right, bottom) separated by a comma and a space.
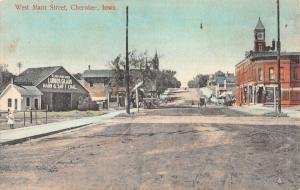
17, 62, 22, 75
277, 0, 281, 114
125, 6, 130, 114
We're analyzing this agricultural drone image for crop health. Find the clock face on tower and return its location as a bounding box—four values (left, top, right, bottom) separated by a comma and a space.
257, 32, 264, 40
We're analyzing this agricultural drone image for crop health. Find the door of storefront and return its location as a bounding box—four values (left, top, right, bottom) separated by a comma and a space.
257, 87, 264, 103
243, 87, 248, 104
52, 93, 71, 111
249, 86, 253, 103
265, 87, 275, 105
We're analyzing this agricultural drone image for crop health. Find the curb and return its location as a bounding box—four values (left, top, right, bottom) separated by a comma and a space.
0, 109, 138, 146
0, 123, 93, 146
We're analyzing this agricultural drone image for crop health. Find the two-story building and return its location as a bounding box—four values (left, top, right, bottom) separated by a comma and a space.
236, 18, 300, 107
81, 68, 126, 108
207, 71, 236, 98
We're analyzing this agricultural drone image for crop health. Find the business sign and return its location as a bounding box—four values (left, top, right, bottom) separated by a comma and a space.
42, 74, 77, 90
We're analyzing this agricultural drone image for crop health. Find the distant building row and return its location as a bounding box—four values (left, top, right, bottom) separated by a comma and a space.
0, 66, 126, 112
0, 61, 160, 111
0, 66, 89, 111
206, 71, 236, 98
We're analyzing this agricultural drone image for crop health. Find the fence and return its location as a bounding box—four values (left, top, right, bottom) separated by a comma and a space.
0, 110, 48, 130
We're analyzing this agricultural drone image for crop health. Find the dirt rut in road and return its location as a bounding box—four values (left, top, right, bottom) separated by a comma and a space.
0, 107, 300, 190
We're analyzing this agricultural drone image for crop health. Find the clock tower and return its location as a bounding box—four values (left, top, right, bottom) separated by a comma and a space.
254, 17, 266, 52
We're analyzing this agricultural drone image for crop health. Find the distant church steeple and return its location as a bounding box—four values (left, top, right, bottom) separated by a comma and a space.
152, 50, 159, 70
254, 17, 266, 52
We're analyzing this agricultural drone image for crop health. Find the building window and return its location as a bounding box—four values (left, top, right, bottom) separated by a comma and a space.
258, 68, 263, 81
8, 99, 12, 108
14, 99, 17, 110
293, 68, 299, 80
258, 44, 262, 52
269, 67, 274, 81
26, 97, 30, 107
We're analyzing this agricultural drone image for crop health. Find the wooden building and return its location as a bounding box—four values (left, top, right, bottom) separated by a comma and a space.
236, 18, 300, 107
81, 69, 113, 87
81, 69, 126, 107
14, 66, 89, 111
0, 84, 43, 111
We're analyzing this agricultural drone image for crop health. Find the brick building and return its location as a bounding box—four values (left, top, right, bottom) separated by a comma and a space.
236, 18, 300, 107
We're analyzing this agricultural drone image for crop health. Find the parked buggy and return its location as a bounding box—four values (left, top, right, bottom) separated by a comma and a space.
143, 97, 160, 109
198, 97, 206, 108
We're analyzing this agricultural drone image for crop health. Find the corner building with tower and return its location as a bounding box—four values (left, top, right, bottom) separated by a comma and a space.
235, 18, 300, 107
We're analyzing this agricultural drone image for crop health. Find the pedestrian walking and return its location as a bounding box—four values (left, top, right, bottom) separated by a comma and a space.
7, 109, 15, 129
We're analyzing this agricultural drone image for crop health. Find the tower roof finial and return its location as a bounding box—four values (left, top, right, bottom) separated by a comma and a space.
255, 17, 265, 30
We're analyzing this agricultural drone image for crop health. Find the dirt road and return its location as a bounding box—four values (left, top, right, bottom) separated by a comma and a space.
0, 89, 300, 190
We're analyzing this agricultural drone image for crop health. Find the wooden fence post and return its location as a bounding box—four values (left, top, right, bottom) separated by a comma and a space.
35, 110, 37, 125
23, 111, 25, 126
30, 109, 32, 124
46, 105, 48, 124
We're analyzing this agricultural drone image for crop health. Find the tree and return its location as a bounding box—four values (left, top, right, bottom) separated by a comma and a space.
109, 50, 181, 95
109, 50, 156, 88
156, 70, 181, 94
187, 74, 209, 88
73, 73, 82, 80
0, 70, 13, 92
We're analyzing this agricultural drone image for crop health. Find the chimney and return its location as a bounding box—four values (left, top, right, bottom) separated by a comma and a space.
271, 39, 276, 51
88, 65, 91, 70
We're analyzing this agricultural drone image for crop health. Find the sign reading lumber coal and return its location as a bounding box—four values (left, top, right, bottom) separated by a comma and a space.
42, 74, 77, 90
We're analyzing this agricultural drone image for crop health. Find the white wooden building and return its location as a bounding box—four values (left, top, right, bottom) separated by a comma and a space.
0, 84, 43, 111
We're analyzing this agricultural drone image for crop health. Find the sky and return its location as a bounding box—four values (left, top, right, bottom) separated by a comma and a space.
0, 0, 300, 86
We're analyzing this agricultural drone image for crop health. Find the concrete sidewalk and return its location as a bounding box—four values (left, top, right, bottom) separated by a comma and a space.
0, 109, 134, 145
230, 104, 300, 119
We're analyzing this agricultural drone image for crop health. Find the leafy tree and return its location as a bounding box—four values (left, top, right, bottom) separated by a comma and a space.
0, 70, 13, 92
73, 73, 82, 80
109, 50, 156, 88
109, 50, 180, 95
156, 70, 181, 94
187, 74, 209, 88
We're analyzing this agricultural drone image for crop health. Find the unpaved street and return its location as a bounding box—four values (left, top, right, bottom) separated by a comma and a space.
0, 89, 300, 190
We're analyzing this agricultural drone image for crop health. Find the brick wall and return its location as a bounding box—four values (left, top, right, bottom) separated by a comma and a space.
235, 57, 300, 106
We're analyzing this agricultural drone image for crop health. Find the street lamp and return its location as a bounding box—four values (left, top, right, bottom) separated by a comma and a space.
276, 0, 282, 114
